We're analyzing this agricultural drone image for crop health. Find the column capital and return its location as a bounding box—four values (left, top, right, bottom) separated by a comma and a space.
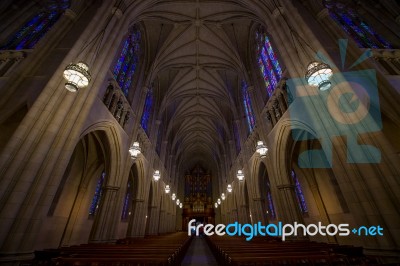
253, 198, 264, 202
112, 7, 123, 19
134, 199, 145, 203
247, 86, 254, 92
272, 6, 285, 19
277, 184, 295, 190
104, 185, 119, 191
316, 8, 330, 21
64, 9, 77, 21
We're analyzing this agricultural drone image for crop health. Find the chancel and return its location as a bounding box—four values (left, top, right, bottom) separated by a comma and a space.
0, 0, 399, 265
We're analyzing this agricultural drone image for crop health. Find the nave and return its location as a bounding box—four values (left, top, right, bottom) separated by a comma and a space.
25, 232, 384, 265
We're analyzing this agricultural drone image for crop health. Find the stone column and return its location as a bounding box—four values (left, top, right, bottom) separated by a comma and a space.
251, 198, 266, 225
147, 205, 160, 235
158, 209, 166, 234
127, 199, 146, 237
276, 184, 304, 226
89, 185, 120, 243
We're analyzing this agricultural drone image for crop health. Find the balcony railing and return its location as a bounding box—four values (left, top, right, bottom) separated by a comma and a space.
102, 80, 132, 129
371, 48, 400, 75
264, 79, 289, 127
0, 50, 28, 77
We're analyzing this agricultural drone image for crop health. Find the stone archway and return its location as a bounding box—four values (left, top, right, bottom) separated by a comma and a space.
36, 130, 112, 248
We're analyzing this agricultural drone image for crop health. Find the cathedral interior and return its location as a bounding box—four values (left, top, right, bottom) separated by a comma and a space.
0, 0, 400, 265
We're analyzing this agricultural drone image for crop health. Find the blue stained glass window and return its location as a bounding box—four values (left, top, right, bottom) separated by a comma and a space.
267, 191, 276, 219
1, 0, 70, 50
325, 2, 392, 49
291, 170, 308, 213
89, 171, 106, 217
256, 30, 282, 97
233, 123, 241, 154
242, 81, 256, 133
113, 26, 141, 96
121, 179, 132, 220
141, 89, 153, 135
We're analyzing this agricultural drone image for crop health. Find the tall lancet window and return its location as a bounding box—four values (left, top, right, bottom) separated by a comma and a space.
266, 182, 276, 219
242, 81, 256, 133
113, 26, 141, 96
89, 171, 106, 217
325, 1, 392, 49
141, 89, 154, 136
1, 0, 70, 50
121, 179, 133, 220
291, 170, 308, 213
256, 28, 282, 97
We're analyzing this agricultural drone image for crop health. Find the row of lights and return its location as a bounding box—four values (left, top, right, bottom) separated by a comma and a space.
127, 137, 270, 211
166, 187, 182, 209
215, 140, 269, 208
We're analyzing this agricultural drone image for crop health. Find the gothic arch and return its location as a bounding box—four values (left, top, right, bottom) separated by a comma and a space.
37, 129, 114, 248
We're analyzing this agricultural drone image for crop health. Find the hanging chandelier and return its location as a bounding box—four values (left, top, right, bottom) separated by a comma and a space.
255, 141, 268, 158
63, 62, 91, 92
153, 170, 160, 181
237, 170, 244, 181
165, 185, 170, 194
176, 199, 180, 205
305, 61, 333, 91
227, 184, 232, 193
221, 193, 226, 200
217, 198, 221, 205
129, 141, 141, 159
214, 203, 218, 208
171, 193, 176, 201
179, 203, 183, 208
63, 3, 121, 92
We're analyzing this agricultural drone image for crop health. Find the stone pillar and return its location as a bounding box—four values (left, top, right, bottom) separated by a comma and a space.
276, 184, 304, 225
158, 210, 166, 234
307, 181, 336, 243
251, 198, 266, 225
147, 206, 160, 235
89, 185, 120, 243
127, 199, 146, 237
58, 186, 88, 248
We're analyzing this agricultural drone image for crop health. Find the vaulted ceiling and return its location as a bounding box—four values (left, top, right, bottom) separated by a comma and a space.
133, 0, 267, 177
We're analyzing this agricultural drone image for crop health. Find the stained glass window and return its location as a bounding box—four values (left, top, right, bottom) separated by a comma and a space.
325, 1, 392, 49
265, 178, 276, 219
233, 123, 241, 154
242, 81, 256, 133
1, 0, 70, 50
256, 29, 282, 97
89, 171, 106, 217
141, 89, 153, 135
291, 170, 308, 213
113, 26, 141, 96
121, 179, 132, 220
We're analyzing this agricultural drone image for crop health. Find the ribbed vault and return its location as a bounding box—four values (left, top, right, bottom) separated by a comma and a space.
128, 0, 273, 180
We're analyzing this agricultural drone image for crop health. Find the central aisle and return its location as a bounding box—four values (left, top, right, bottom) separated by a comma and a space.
181, 237, 219, 266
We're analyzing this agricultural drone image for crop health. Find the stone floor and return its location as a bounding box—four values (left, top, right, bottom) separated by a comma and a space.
181, 236, 219, 265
